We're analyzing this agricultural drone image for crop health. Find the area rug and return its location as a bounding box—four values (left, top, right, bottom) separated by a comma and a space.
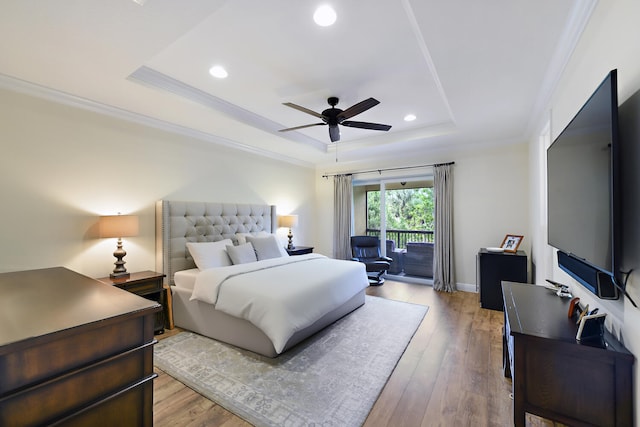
154, 295, 428, 427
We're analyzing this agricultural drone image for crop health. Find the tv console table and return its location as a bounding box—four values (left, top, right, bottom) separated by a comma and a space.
502, 281, 634, 426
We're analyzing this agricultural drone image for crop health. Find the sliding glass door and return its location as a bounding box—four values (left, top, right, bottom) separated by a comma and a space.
353, 176, 434, 280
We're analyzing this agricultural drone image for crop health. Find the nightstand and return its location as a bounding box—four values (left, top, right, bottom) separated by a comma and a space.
97, 270, 167, 334
286, 246, 314, 256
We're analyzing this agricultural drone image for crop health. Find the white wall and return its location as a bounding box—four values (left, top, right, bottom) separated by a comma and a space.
314, 142, 530, 288
528, 0, 640, 422
453, 144, 530, 287
0, 88, 316, 278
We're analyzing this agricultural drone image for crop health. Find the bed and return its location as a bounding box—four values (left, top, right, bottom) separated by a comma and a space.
155, 200, 368, 357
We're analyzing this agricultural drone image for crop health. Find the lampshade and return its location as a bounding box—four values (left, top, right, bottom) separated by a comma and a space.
278, 215, 298, 228
99, 215, 139, 238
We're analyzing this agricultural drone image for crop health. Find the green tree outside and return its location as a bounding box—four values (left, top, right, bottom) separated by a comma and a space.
367, 188, 434, 230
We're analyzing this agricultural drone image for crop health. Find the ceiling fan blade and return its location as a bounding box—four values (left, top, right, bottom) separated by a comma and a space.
342, 121, 392, 131
283, 102, 324, 119
329, 125, 341, 142
337, 97, 380, 121
279, 123, 326, 132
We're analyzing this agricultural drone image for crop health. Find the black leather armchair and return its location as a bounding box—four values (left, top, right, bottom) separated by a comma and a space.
351, 236, 393, 285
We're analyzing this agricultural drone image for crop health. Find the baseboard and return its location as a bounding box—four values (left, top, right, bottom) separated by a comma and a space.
386, 274, 433, 286
457, 282, 477, 293
386, 274, 477, 293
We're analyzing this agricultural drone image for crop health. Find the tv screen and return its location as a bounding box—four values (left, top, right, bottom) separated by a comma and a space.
547, 70, 619, 293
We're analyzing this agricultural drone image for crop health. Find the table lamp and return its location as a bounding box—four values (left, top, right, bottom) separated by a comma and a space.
99, 214, 139, 279
278, 215, 298, 250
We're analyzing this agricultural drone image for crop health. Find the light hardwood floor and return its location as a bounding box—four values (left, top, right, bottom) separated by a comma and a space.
153, 281, 559, 426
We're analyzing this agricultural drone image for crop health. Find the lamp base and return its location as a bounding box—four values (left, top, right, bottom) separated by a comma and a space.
287, 228, 295, 250
111, 238, 130, 280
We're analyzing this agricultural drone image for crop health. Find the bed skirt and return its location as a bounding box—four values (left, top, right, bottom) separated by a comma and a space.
171, 286, 366, 357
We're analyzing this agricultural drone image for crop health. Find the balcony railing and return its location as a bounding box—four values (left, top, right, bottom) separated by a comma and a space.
365, 229, 434, 249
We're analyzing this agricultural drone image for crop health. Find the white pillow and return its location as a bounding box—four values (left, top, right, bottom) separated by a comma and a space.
226, 243, 258, 265
236, 231, 269, 245
246, 235, 287, 260
186, 239, 233, 270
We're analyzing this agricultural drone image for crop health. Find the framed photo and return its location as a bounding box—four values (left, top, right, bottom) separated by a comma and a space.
500, 234, 523, 253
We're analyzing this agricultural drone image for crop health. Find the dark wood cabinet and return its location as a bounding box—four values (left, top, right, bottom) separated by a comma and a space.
0, 267, 160, 426
98, 270, 166, 334
286, 246, 314, 256
502, 281, 634, 427
477, 249, 527, 310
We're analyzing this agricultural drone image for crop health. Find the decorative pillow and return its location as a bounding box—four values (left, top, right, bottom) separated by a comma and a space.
246, 235, 287, 260
226, 243, 258, 265
236, 231, 269, 245
186, 239, 233, 270
275, 235, 291, 257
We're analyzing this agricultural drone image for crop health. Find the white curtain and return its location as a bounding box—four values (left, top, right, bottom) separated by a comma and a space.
333, 174, 353, 260
433, 163, 455, 292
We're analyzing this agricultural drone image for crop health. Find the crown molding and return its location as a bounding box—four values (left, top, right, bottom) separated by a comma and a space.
525, 0, 599, 137
0, 72, 314, 168
402, 0, 456, 124
128, 66, 327, 152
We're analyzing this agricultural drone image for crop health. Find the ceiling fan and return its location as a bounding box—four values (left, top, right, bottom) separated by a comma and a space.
279, 97, 392, 142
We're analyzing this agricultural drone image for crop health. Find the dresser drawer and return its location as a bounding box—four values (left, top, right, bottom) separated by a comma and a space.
98, 271, 165, 298
0, 343, 155, 426
0, 312, 156, 394
116, 277, 163, 295
52, 376, 155, 427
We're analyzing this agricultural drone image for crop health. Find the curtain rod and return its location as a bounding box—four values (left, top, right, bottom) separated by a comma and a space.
321, 161, 455, 179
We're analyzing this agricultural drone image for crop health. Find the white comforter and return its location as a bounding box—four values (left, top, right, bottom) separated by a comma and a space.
190, 254, 368, 353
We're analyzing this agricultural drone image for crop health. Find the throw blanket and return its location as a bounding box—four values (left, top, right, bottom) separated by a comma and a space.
191, 254, 368, 353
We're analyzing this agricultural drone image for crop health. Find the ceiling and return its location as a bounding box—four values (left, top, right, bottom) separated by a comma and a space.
0, 0, 588, 168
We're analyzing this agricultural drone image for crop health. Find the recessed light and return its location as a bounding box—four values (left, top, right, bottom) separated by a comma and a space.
314, 5, 337, 27
209, 65, 228, 79
404, 114, 417, 122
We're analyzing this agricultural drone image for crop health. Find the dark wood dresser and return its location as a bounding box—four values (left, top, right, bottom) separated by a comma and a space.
0, 267, 160, 426
477, 248, 527, 310
502, 281, 634, 427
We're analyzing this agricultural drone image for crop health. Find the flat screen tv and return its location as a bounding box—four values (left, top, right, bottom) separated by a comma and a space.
547, 69, 621, 300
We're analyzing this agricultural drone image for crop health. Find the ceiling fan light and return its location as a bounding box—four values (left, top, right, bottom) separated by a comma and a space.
404, 114, 417, 122
314, 5, 337, 27
209, 65, 228, 79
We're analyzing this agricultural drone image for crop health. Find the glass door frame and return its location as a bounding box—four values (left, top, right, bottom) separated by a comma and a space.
354, 174, 433, 257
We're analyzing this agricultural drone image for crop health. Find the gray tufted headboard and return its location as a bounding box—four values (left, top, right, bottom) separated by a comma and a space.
155, 200, 277, 285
